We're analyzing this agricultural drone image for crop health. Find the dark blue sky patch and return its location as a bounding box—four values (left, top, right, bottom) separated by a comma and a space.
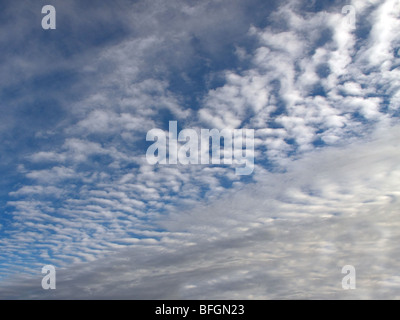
314, 28, 334, 49
312, 136, 327, 148
310, 83, 327, 97
316, 63, 331, 79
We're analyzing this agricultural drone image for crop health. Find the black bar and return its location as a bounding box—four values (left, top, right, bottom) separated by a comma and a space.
0, 300, 367, 319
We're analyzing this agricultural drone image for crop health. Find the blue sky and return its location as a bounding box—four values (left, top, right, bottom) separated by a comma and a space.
1, 0, 400, 299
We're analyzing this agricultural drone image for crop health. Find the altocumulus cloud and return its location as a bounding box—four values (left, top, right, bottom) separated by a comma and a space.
2, 124, 400, 299
0, 0, 400, 299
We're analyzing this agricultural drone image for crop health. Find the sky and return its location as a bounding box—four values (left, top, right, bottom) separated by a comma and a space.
0, 0, 400, 299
